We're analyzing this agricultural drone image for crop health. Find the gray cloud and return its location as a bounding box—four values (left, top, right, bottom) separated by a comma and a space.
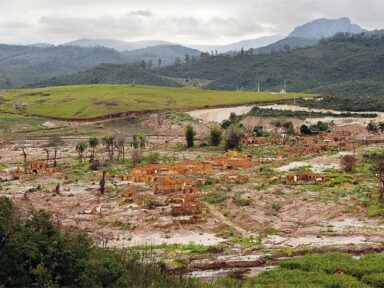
1, 0, 384, 45
128, 10, 152, 17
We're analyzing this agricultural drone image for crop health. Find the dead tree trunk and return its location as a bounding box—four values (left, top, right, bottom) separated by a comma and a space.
44, 148, 50, 166
21, 147, 27, 174
100, 171, 106, 195
55, 183, 60, 195
53, 148, 58, 167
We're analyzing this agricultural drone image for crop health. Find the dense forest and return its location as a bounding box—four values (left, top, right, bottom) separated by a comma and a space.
0, 44, 198, 88
28, 64, 181, 88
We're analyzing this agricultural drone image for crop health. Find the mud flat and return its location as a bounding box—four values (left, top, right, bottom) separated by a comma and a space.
187, 105, 253, 123
187, 103, 384, 124
109, 232, 226, 248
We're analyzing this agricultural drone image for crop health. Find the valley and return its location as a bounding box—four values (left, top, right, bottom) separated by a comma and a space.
2, 87, 384, 286
2, 7, 384, 287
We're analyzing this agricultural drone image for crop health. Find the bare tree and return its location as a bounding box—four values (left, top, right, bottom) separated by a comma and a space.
114, 135, 126, 161
102, 136, 115, 161
44, 148, 50, 166
48, 136, 63, 167
21, 145, 28, 174
53, 147, 58, 167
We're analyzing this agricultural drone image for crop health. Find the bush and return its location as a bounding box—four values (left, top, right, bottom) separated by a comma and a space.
0, 197, 204, 288
362, 273, 384, 287
210, 126, 222, 146
252, 125, 264, 137
224, 125, 244, 151
132, 149, 143, 166
203, 191, 228, 204
341, 155, 358, 172
232, 193, 252, 206
185, 125, 196, 148
148, 151, 160, 164
272, 203, 282, 212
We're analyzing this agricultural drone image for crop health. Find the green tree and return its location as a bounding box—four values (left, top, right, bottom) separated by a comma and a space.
185, 125, 196, 148
283, 121, 294, 135
316, 121, 329, 132
88, 137, 99, 160
300, 124, 312, 135
75, 142, 88, 163
379, 122, 384, 134
210, 126, 222, 146
253, 125, 264, 137
367, 121, 378, 134
220, 119, 232, 130
229, 112, 237, 124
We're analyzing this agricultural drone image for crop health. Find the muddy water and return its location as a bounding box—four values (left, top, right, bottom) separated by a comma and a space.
186, 104, 384, 124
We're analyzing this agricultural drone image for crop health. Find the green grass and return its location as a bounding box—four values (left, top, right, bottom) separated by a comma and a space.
0, 113, 46, 136
245, 253, 384, 288
0, 84, 313, 119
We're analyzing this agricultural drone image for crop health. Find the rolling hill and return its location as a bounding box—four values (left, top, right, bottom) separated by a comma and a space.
64, 38, 172, 51
122, 45, 201, 66
0, 84, 312, 119
0, 45, 126, 88
0, 43, 200, 88
27, 64, 181, 88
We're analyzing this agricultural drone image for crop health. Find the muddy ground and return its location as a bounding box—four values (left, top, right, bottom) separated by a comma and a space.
1, 107, 384, 279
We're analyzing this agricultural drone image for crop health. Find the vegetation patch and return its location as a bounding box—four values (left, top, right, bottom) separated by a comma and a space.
0, 84, 312, 119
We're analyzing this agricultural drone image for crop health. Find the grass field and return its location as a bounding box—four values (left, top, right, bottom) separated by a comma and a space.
0, 84, 314, 119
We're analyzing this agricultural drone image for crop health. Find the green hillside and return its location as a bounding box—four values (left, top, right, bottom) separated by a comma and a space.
159, 34, 384, 96
28, 64, 181, 88
0, 84, 312, 119
0, 45, 126, 88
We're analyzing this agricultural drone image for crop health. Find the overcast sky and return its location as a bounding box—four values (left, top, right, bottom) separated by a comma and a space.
0, 0, 383, 45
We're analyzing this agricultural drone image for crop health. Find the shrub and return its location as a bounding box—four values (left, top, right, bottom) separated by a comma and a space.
148, 151, 160, 164
203, 191, 228, 204
232, 193, 252, 206
253, 125, 264, 137
132, 149, 143, 166
341, 155, 358, 172
210, 126, 222, 146
185, 125, 196, 148
224, 125, 244, 151
272, 203, 282, 212
0, 197, 204, 288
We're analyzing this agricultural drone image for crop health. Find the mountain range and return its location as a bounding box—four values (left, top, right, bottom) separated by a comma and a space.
64, 39, 172, 51
0, 17, 378, 89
